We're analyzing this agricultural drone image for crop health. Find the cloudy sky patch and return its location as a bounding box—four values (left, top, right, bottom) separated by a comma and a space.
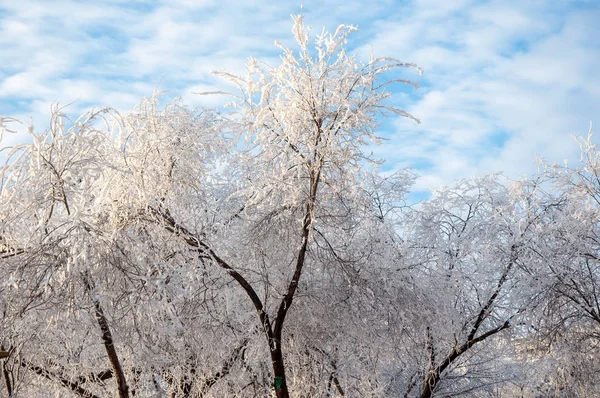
1, 0, 598, 196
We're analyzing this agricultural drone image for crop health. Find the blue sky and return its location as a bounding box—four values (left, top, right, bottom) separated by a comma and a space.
1, 0, 599, 195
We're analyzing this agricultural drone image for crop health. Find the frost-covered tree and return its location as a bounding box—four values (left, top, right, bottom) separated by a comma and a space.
172, 14, 421, 398
0, 100, 227, 397
1, 15, 422, 398
2, 13, 600, 398
387, 175, 550, 397
523, 131, 600, 397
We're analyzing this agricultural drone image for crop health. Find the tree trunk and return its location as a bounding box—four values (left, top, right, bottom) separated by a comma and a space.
419, 319, 511, 398
271, 346, 289, 398
83, 276, 129, 398
2, 359, 11, 397
92, 298, 129, 398
420, 372, 439, 398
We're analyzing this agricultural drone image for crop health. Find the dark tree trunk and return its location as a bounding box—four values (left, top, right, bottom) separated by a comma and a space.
152, 171, 320, 398
91, 298, 129, 398
84, 276, 129, 398
271, 345, 289, 398
2, 360, 11, 397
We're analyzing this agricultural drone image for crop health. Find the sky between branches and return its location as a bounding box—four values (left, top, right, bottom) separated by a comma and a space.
1, 0, 599, 196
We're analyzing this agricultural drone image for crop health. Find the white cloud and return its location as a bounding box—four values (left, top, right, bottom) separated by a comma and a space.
359, 1, 599, 194
0, 0, 598, 195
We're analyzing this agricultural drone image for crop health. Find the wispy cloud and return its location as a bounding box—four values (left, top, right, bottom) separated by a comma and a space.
362, 0, 600, 192
1, 0, 598, 194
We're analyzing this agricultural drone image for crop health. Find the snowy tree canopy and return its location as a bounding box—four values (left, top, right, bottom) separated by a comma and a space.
1, 16, 598, 398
